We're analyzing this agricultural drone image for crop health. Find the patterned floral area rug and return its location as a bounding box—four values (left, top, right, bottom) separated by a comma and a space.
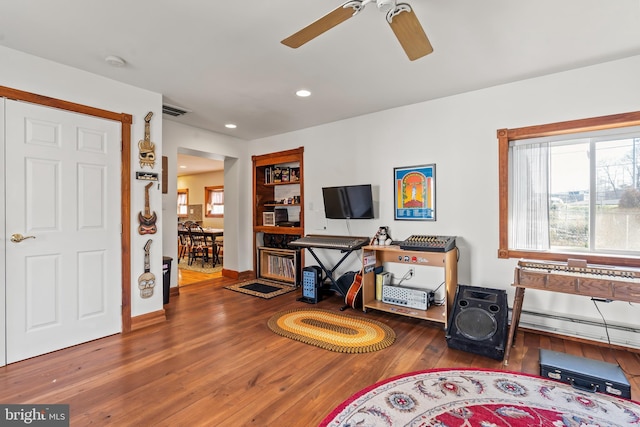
267, 309, 395, 354
320, 368, 640, 426
225, 279, 297, 299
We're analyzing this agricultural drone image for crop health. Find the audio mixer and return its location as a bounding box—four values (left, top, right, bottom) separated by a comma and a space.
398, 235, 456, 252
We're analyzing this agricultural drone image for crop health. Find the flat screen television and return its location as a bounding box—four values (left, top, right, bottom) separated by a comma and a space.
322, 184, 374, 219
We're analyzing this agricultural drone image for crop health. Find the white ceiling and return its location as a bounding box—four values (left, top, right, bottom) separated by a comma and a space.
1, 1, 640, 141
177, 154, 223, 176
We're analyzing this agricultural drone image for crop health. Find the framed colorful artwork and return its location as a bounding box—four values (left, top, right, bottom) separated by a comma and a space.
394, 164, 436, 221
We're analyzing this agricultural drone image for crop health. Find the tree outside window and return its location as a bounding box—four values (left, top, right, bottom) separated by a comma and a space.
206, 186, 224, 218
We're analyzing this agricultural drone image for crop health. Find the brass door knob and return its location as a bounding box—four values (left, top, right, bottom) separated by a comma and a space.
11, 233, 36, 243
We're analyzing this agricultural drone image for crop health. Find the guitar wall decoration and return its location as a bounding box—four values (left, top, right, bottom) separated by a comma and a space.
138, 239, 156, 298
138, 182, 157, 235
138, 112, 156, 168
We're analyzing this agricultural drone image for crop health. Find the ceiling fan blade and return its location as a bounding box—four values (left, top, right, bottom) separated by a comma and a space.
281, 2, 362, 49
387, 3, 433, 61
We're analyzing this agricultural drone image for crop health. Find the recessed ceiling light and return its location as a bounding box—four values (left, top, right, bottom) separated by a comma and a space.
296, 89, 311, 97
179, 165, 187, 169
225, 123, 237, 129
104, 55, 126, 67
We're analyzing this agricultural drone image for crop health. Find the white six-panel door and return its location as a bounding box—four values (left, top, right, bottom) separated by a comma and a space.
0, 99, 6, 366
4, 99, 121, 363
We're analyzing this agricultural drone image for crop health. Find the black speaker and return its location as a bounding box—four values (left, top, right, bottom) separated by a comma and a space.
445, 285, 508, 361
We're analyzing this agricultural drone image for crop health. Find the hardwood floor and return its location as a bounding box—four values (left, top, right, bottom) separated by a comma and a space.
177, 264, 221, 287
1, 277, 639, 426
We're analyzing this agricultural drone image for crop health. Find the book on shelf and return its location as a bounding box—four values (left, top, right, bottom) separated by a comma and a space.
375, 271, 391, 301
290, 167, 300, 182
273, 167, 282, 183
281, 167, 290, 182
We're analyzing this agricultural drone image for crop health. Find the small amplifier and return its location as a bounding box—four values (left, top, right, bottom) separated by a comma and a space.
382, 285, 433, 310
299, 266, 322, 304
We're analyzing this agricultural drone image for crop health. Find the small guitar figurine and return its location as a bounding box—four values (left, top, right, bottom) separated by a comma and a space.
344, 269, 363, 310
138, 112, 156, 168
138, 182, 157, 235
138, 239, 156, 298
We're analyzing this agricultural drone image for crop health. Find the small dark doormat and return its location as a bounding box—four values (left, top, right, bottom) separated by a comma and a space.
225, 279, 297, 299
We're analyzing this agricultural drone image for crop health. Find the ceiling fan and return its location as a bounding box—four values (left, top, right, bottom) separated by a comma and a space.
281, 0, 433, 61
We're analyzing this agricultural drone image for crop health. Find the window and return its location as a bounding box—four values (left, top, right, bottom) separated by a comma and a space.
205, 186, 224, 218
498, 111, 640, 267
177, 189, 189, 218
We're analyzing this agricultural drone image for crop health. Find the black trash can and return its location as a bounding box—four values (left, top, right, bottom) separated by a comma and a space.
162, 256, 173, 304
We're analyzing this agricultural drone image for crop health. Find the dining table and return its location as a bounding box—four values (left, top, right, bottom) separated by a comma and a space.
178, 226, 224, 266
178, 226, 223, 238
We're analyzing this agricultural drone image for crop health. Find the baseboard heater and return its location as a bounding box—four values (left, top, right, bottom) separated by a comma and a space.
516, 309, 640, 348
518, 309, 640, 334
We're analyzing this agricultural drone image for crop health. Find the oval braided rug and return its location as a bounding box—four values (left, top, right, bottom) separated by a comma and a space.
267, 308, 395, 353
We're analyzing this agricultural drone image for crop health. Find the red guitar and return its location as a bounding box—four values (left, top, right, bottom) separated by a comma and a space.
344, 270, 363, 309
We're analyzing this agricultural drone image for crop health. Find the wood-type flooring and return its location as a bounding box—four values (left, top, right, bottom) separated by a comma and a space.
1, 275, 639, 426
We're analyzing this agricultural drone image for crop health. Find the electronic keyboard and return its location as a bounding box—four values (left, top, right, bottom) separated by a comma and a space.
289, 235, 370, 251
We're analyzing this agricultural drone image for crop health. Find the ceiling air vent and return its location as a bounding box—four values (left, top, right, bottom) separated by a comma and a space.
162, 104, 191, 117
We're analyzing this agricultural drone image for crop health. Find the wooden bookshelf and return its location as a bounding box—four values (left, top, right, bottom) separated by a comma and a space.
252, 147, 304, 280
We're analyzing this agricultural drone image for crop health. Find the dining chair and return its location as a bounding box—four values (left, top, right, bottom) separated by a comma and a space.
178, 227, 190, 263
187, 223, 209, 267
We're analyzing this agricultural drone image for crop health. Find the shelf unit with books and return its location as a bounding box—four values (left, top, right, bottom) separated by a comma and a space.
252, 147, 304, 281
252, 147, 303, 233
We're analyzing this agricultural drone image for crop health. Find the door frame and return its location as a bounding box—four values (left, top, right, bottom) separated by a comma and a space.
0, 85, 133, 333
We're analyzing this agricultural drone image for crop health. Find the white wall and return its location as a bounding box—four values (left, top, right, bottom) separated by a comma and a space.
177, 170, 225, 229
161, 121, 249, 289
0, 46, 164, 318
249, 55, 640, 348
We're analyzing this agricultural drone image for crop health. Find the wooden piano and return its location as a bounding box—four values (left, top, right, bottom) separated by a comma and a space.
504, 258, 640, 366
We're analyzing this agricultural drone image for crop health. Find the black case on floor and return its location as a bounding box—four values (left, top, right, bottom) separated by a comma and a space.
539, 349, 631, 399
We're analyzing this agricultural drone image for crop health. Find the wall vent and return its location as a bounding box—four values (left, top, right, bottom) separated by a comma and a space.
162, 104, 191, 117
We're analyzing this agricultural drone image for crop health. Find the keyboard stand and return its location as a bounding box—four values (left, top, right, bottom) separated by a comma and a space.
305, 246, 358, 299
289, 235, 369, 308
